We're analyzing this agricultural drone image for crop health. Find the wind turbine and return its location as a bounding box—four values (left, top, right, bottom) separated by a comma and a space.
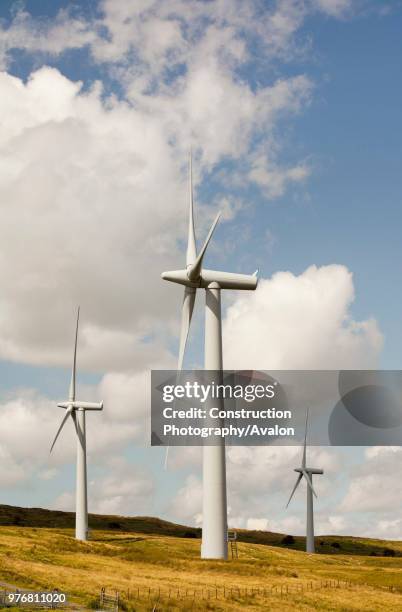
50, 307, 103, 541
286, 409, 323, 553
162, 154, 258, 559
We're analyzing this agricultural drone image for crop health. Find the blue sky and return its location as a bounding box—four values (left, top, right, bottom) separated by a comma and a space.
0, 0, 402, 538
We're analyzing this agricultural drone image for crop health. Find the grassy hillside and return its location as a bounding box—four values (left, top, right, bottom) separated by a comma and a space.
1, 504, 400, 558
0, 504, 199, 538
1, 525, 402, 611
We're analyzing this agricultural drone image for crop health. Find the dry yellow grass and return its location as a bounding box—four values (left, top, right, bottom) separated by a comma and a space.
1, 527, 402, 610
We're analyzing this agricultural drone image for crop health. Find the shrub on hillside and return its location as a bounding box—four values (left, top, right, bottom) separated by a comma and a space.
108, 521, 122, 530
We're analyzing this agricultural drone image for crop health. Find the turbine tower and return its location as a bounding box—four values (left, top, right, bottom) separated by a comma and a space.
162, 154, 258, 559
50, 307, 103, 541
286, 409, 323, 553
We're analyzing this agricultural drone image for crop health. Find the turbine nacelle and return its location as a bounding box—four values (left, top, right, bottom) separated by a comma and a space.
57, 401, 104, 411
161, 268, 258, 291
295, 467, 324, 475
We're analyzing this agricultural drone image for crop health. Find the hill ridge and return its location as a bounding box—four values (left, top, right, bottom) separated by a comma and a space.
0, 503, 400, 557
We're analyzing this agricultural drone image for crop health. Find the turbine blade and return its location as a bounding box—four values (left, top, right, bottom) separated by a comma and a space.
187, 212, 221, 281
302, 407, 309, 468
186, 150, 197, 267
71, 409, 79, 436
72, 409, 85, 448
50, 407, 73, 453
69, 307, 80, 402
302, 470, 318, 498
178, 286, 196, 370
166, 285, 196, 471
286, 473, 303, 508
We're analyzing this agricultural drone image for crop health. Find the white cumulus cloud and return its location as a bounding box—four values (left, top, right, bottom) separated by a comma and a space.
223, 264, 383, 370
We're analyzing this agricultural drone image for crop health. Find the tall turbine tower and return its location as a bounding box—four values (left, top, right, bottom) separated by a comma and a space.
50, 307, 103, 541
286, 409, 323, 553
162, 155, 258, 559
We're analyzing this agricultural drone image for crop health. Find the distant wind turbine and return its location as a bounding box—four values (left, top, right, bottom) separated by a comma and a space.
50, 307, 103, 541
286, 409, 323, 553
162, 153, 258, 559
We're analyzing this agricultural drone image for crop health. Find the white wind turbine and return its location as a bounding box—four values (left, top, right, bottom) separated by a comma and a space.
162, 154, 258, 559
286, 409, 323, 553
50, 307, 103, 541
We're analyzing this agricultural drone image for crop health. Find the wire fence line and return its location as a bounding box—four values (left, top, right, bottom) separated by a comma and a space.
100, 578, 363, 605
1, 579, 399, 612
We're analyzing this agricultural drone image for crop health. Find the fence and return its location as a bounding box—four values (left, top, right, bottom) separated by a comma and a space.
114, 579, 359, 603
99, 588, 119, 611
0, 591, 7, 608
